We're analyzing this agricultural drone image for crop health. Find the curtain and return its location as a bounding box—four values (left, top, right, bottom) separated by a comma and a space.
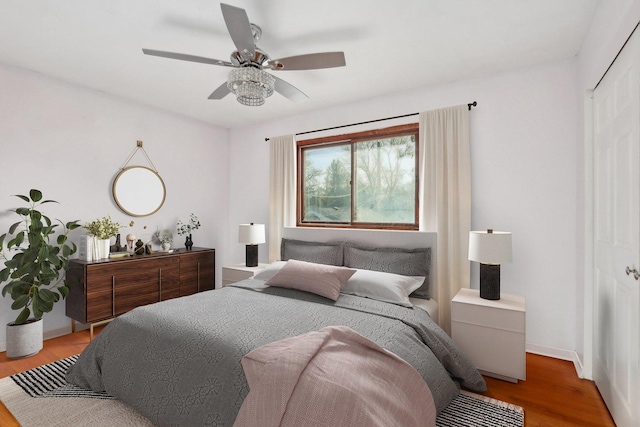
268, 134, 297, 262
419, 105, 471, 334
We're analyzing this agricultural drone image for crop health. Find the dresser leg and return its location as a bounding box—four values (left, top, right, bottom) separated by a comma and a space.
71, 319, 76, 333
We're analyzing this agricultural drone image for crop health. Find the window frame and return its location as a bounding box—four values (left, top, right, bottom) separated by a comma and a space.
296, 123, 419, 230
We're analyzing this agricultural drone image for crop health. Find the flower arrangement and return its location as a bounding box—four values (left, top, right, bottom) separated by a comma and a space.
153, 229, 174, 244
177, 213, 200, 236
84, 215, 122, 240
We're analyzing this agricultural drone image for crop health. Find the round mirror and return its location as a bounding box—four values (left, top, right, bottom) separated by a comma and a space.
112, 166, 166, 217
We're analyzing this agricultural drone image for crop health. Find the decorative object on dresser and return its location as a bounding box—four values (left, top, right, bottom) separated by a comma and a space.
468, 229, 512, 300
65, 247, 215, 340
83, 215, 123, 260
153, 229, 173, 251
238, 223, 265, 267
177, 213, 200, 250
221, 263, 268, 287
112, 141, 166, 217
125, 233, 136, 252
0, 189, 81, 359
451, 288, 526, 383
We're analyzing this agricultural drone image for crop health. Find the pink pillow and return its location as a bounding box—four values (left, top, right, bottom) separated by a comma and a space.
264, 259, 356, 301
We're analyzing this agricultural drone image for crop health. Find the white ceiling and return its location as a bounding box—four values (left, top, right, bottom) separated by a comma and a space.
0, 1, 598, 129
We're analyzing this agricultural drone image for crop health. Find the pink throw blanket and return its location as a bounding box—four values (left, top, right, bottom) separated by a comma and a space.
233, 326, 436, 427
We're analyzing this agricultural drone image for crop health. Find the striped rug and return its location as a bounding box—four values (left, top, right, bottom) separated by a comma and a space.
4, 356, 524, 426
9, 355, 112, 399
437, 390, 524, 426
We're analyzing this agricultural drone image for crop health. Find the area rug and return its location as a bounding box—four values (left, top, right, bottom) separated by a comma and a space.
1, 356, 524, 427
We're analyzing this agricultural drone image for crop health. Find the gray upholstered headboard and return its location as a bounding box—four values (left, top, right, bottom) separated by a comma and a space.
281, 227, 438, 303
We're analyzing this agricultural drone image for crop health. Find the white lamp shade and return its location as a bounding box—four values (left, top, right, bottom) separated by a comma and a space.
238, 223, 265, 245
468, 230, 512, 264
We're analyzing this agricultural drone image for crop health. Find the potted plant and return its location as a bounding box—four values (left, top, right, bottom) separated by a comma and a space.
0, 189, 81, 358
176, 213, 200, 250
84, 215, 122, 259
153, 229, 174, 251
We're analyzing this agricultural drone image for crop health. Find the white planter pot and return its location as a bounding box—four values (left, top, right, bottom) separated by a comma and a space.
94, 238, 111, 260
6, 318, 43, 359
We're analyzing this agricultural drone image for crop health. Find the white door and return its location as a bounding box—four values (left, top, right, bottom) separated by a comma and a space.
593, 26, 640, 427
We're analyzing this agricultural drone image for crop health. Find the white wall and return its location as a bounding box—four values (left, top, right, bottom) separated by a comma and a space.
574, 0, 640, 377
0, 63, 230, 351
228, 58, 579, 354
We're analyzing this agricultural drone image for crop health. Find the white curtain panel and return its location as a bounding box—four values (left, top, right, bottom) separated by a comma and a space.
268, 134, 297, 262
419, 105, 471, 334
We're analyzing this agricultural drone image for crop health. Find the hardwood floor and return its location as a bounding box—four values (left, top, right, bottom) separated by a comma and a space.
1, 330, 615, 427
482, 354, 615, 427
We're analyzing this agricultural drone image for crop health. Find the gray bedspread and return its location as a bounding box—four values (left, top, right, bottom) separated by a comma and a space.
66, 280, 486, 427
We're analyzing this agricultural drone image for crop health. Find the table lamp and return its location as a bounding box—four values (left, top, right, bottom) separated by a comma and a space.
238, 223, 265, 267
468, 229, 512, 300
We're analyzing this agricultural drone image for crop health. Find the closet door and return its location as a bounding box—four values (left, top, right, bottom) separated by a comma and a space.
593, 26, 640, 427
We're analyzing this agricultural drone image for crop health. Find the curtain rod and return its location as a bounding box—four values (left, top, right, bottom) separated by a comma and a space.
264, 101, 477, 142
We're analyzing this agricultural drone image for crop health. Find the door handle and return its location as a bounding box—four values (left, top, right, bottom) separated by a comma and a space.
625, 266, 640, 280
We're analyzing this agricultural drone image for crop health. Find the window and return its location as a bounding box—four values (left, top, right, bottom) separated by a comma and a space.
297, 124, 419, 230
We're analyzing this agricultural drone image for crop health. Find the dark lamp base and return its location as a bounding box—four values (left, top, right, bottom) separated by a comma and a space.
479, 263, 501, 300
245, 245, 258, 267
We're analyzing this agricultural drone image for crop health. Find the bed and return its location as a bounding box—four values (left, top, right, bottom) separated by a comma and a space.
66, 227, 485, 426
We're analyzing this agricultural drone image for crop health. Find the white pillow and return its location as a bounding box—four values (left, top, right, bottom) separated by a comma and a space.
341, 269, 424, 307
253, 261, 286, 282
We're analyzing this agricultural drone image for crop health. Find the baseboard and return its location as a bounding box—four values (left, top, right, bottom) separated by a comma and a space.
43, 326, 74, 342
526, 343, 584, 378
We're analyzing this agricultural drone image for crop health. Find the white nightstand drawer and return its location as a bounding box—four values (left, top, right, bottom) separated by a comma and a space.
451, 289, 525, 333
452, 321, 526, 380
452, 302, 524, 333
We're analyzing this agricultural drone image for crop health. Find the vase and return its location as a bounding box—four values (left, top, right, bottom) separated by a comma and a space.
94, 238, 110, 260
162, 242, 171, 251
135, 239, 145, 255
185, 234, 193, 251
6, 318, 43, 359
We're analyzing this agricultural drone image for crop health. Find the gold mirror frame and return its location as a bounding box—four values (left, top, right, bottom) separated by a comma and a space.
112, 166, 166, 217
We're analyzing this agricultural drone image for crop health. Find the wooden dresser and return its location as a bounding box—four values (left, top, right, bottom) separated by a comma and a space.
65, 247, 215, 338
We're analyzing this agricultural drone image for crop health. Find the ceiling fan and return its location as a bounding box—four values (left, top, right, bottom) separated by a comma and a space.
142, 3, 346, 106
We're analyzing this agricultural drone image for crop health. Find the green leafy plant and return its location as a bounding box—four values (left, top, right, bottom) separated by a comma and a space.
0, 189, 81, 325
176, 213, 200, 236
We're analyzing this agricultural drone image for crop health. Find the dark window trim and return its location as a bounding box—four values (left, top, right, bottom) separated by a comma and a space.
297, 123, 419, 230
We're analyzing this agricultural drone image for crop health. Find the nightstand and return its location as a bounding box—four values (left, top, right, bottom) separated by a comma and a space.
221, 263, 268, 287
451, 288, 526, 383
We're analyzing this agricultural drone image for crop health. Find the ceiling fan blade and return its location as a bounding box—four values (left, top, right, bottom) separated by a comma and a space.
220, 3, 255, 58
273, 76, 309, 103
208, 82, 230, 100
269, 52, 346, 71
142, 49, 234, 67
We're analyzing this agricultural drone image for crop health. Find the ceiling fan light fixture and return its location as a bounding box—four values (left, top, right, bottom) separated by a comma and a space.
227, 67, 275, 106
